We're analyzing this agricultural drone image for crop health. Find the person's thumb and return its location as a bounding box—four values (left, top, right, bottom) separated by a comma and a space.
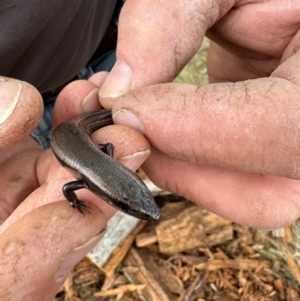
99, 0, 235, 107
0, 201, 106, 301
0, 77, 43, 148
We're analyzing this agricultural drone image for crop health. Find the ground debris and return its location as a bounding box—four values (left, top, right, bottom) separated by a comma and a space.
53, 200, 300, 301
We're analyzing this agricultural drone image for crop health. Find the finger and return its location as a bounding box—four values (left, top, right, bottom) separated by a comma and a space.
99, 0, 235, 106
206, 1, 300, 60
0, 136, 41, 166
207, 41, 279, 83
52, 79, 101, 128
206, 3, 300, 82
142, 147, 300, 230
0, 77, 43, 148
0, 201, 106, 301
0, 77, 43, 220
93, 124, 151, 167
0, 138, 41, 223
113, 80, 300, 179
88, 71, 109, 87
52, 72, 110, 127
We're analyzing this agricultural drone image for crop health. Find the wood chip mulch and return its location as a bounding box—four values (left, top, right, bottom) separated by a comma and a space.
54, 197, 300, 301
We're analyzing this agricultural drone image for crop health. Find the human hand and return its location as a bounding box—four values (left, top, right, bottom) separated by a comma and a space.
0, 75, 151, 300
0, 76, 43, 222
0, 77, 107, 300
99, 0, 300, 230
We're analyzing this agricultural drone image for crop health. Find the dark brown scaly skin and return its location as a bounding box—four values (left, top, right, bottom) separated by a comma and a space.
51, 109, 160, 221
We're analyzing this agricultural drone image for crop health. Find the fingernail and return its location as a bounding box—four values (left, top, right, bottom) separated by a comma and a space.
55, 229, 106, 282
82, 88, 100, 112
113, 109, 145, 133
0, 79, 22, 125
120, 149, 151, 171
99, 60, 132, 98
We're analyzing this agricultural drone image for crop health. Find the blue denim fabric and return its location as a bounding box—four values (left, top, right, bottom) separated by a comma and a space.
31, 51, 116, 149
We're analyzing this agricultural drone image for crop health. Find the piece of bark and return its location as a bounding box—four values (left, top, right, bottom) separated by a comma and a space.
123, 247, 184, 301
136, 201, 192, 248
156, 206, 205, 254
94, 284, 146, 297
285, 253, 300, 285
204, 225, 233, 247
196, 259, 269, 271
101, 220, 148, 290
159, 201, 193, 221
136, 231, 158, 247
200, 209, 231, 231
156, 206, 233, 254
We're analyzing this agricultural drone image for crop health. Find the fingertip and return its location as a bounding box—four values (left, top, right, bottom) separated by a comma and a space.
55, 229, 106, 283
0, 77, 43, 148
0, 79, 22, 125
53, 80, 101, 127
112, 109, 152, 170
88, 71, 109, 87
99, 60, 132, 109
0, 201, 107, 299
119, 148, 151, 172
82, 88, 100, 112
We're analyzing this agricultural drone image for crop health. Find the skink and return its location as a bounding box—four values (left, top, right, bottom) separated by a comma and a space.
50, 109, 160, 221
